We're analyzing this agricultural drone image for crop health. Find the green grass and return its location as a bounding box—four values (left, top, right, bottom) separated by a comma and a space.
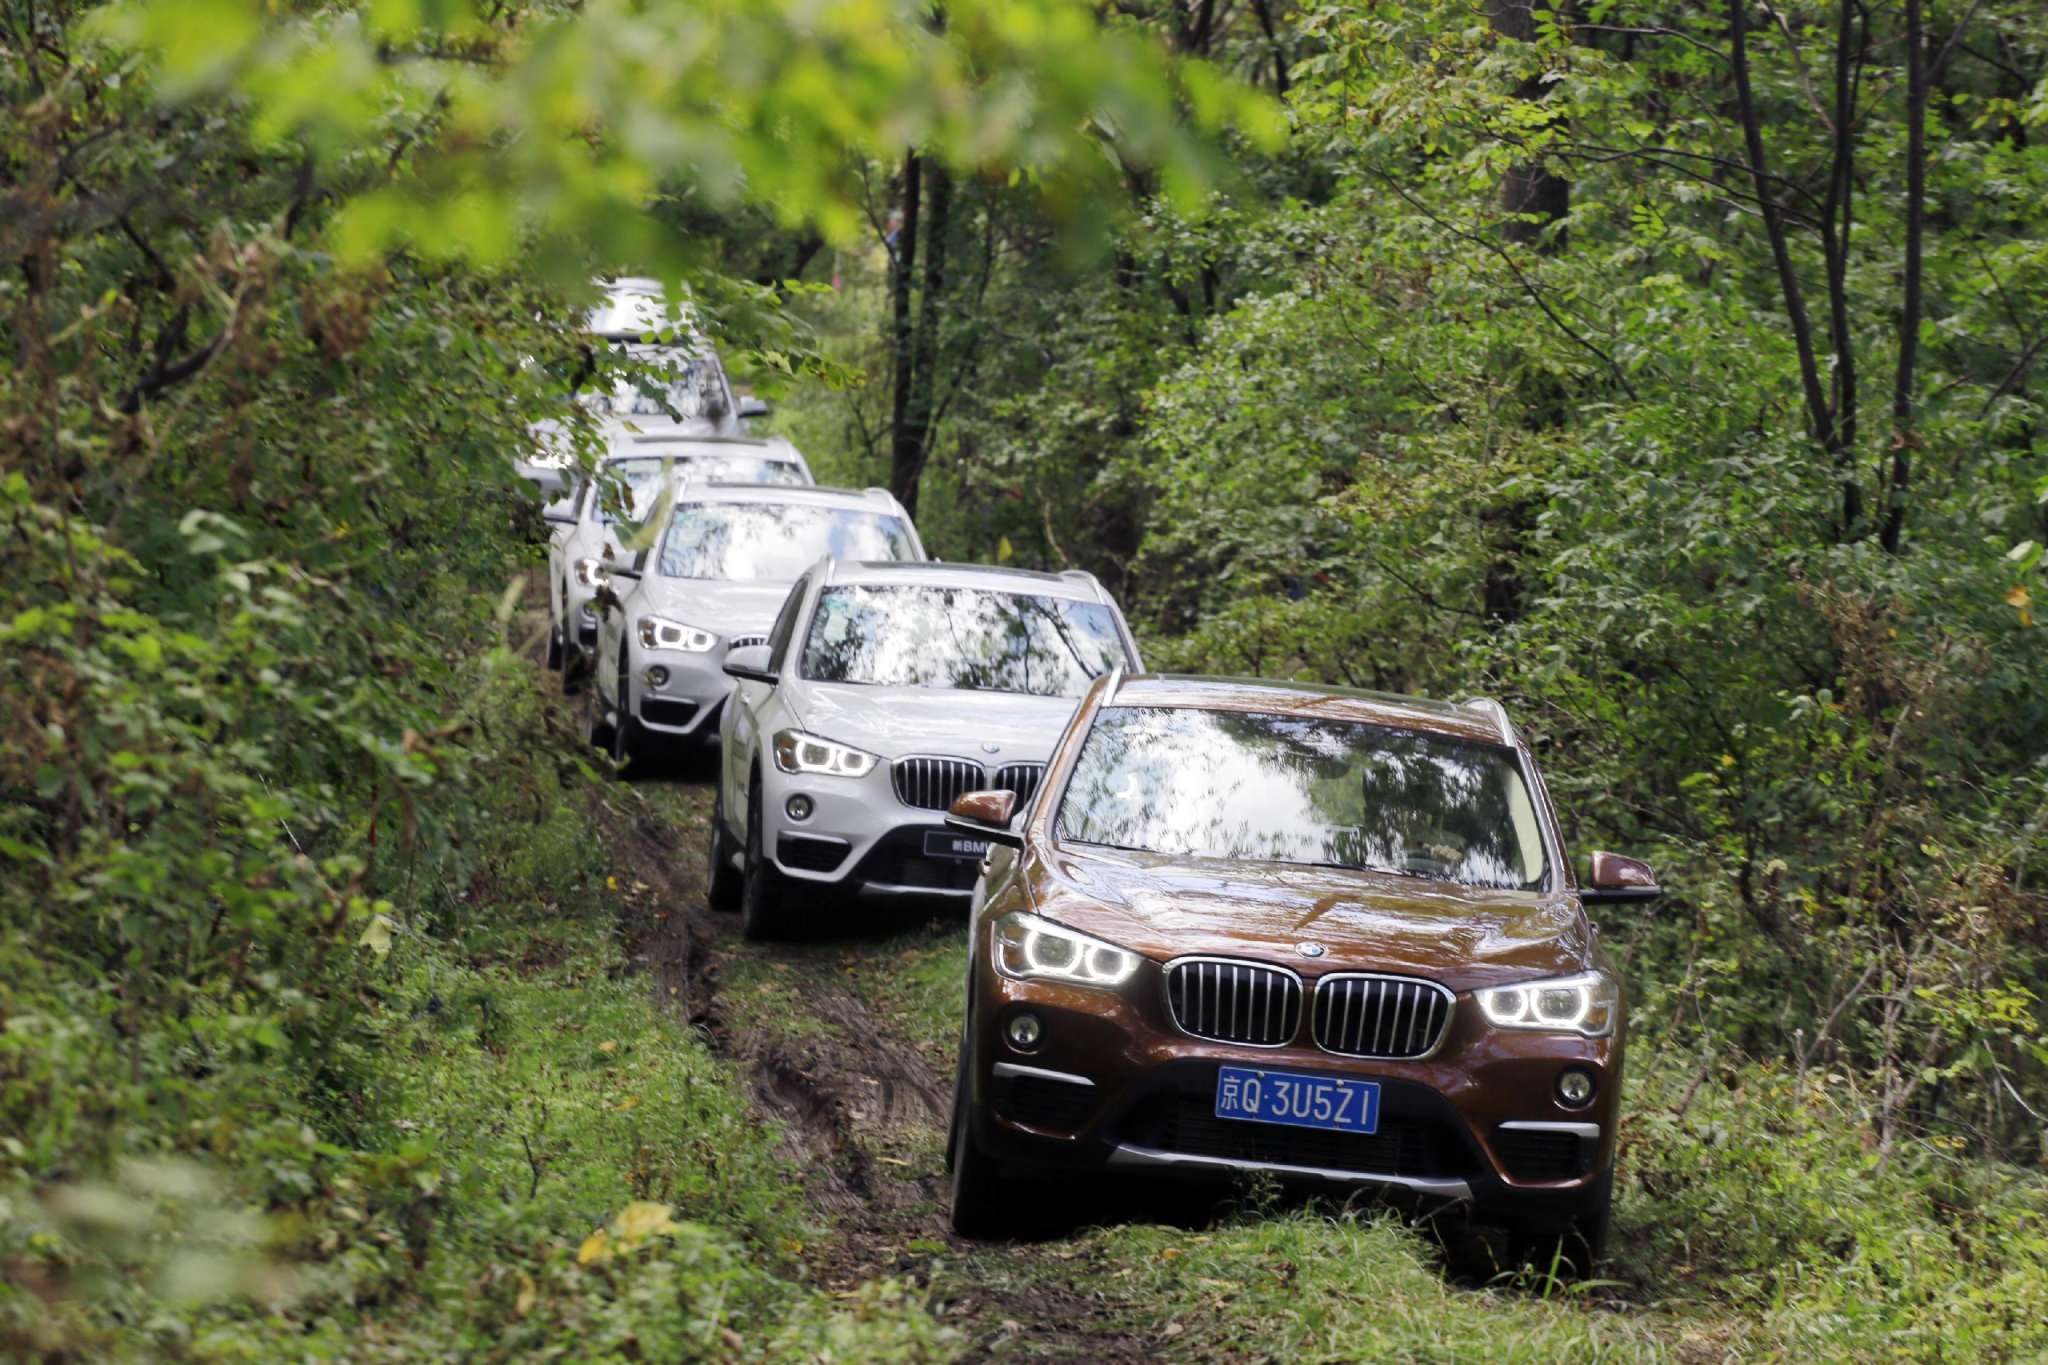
2, 705, 963, 1362
842, 919, 967, 1063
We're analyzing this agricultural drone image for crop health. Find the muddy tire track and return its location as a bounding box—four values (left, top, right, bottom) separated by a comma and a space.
598, 774, 1159, 1361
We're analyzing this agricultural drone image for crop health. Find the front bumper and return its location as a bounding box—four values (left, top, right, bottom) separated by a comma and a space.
624, 647, 737, 738
755, 762, 985, 900
964, 950, 1622, 1218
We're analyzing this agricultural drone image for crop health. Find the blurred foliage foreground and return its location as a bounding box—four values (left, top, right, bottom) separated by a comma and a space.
3, 0, 2048, 1357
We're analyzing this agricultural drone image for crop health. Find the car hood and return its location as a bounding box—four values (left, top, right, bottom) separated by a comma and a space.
630, 577, 791, 639
1026, 844, 1590, 992
789, 683, 1080, 762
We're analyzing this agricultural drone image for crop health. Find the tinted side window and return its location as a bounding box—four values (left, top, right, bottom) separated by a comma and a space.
764, 575, 811, 672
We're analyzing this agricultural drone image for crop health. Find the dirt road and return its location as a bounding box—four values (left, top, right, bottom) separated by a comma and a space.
603, 775, 1168, 1361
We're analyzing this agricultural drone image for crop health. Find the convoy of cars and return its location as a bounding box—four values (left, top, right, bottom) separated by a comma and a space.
534, 278, 1662, 1272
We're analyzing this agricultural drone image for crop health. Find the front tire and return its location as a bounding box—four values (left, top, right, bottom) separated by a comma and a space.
584, 651, 614, 754
740, 785, 790, 940
610, 648, 642, 770
947, 1036, 1013, 1239
560, 594, 584, 696
707, 784, 742, 911
1506, 1167, 1612, 1279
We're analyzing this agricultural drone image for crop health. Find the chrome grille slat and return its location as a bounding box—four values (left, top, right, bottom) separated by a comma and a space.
1164, 958, 1301, 1047
891, 755, 986, 811
1311, 975, 1454, 1060
992, 762, 1046, 808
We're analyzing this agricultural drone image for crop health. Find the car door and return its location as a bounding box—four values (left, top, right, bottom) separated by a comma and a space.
729, 573, 812, 836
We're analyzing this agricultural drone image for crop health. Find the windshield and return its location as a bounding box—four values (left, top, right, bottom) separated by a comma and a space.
1056, 707, 1550, 890
799, 585, 1126, 697
657, 503, 919, 580
591, 344, 732, 422
590, 456, 807, 520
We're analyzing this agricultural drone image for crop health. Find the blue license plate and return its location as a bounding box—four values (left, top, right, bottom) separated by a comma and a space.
1215, 1065, 1379, 1135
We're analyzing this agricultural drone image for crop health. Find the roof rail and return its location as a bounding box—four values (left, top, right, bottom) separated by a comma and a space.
1461, 696, 1514, 744
1103, 665, 1125, 702
862, 486, 895, 502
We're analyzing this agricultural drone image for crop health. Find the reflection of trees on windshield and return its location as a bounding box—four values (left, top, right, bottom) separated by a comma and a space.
1057, 708, 1547, 890
594, 344, 732, 422
593, 456, 805, 524
798, 586, 1124, 697
657, 504, 917, 580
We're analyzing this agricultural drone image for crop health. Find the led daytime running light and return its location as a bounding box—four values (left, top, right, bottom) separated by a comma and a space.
636, 615, 717, 652
1475, 971, 1617, 1037
771, 730, 879, 778
991, 911, 1139, 989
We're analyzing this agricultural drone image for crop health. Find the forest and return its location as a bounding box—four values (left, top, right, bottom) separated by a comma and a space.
3, 0, 2045, 1358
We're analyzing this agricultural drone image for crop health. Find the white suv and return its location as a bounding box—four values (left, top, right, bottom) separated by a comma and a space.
545, 441, 816, 687
710, 560, 1144, 938
586, 486, 925, 765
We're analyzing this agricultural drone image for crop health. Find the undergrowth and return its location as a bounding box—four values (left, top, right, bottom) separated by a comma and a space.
0, 668, 957, 1361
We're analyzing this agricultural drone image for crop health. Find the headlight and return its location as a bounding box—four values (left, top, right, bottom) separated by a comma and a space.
772, 730, 878, 778
636, 615, 716, 652
991, 912, 1140, 989
573, 556, 607, 588
1475, 971, 1618, 1037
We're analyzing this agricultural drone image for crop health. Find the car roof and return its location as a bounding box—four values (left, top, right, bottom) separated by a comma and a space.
823, 559, 1107, 601
618, 432, 785, 447
1104, 674, 1515, 745
598, 444, 798, 464
671, 482, 903, 512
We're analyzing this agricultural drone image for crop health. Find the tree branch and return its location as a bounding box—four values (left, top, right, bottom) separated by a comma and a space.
1370, 171, 1639, 400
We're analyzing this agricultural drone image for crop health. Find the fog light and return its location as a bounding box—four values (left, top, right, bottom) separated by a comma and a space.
785, 794, 813, 822
643, 665, 670, 688
1557, 1068, 1596, 1108
1005, 1013, 1043, 1050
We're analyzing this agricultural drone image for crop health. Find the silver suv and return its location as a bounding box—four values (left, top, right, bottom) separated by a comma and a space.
544, 441, 816, 688
586, 486, 925, 765
710, 560, 1143, 938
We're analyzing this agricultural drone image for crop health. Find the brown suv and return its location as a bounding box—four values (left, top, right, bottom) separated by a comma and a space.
941, 674, 1660, 1265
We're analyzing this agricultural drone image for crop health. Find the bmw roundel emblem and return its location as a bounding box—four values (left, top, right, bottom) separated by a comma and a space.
1297, 942, 1326, 959
979, 741, 1002, 755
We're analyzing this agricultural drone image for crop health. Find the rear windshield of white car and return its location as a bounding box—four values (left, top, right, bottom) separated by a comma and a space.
1056, 707, 1550, 890
798, 585, 1127, 697
657, 503, 918, 580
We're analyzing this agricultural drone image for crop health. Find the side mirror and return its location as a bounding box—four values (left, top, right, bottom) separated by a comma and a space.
601, 549, 642, 582
722, 644, 776, 684
1582, 851, 1661, 904
543, 509, 576, 526
738, 395, 771, 420
946, 789, 1023, 848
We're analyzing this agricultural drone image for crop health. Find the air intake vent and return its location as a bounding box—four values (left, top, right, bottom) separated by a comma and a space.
1312, 975, 1453, 1059
992, 762, 1046, 808
1165, 958, 1302, 1047
891, 755, 985, 811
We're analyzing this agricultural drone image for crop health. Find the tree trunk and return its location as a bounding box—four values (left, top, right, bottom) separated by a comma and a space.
886, 149, 921, 492
890, 159, 952, 516
1884, 0, 1926, 555
1729, 0, 1849, 504
1820, 0, 1864, 535
1487, 0, 1570, 246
